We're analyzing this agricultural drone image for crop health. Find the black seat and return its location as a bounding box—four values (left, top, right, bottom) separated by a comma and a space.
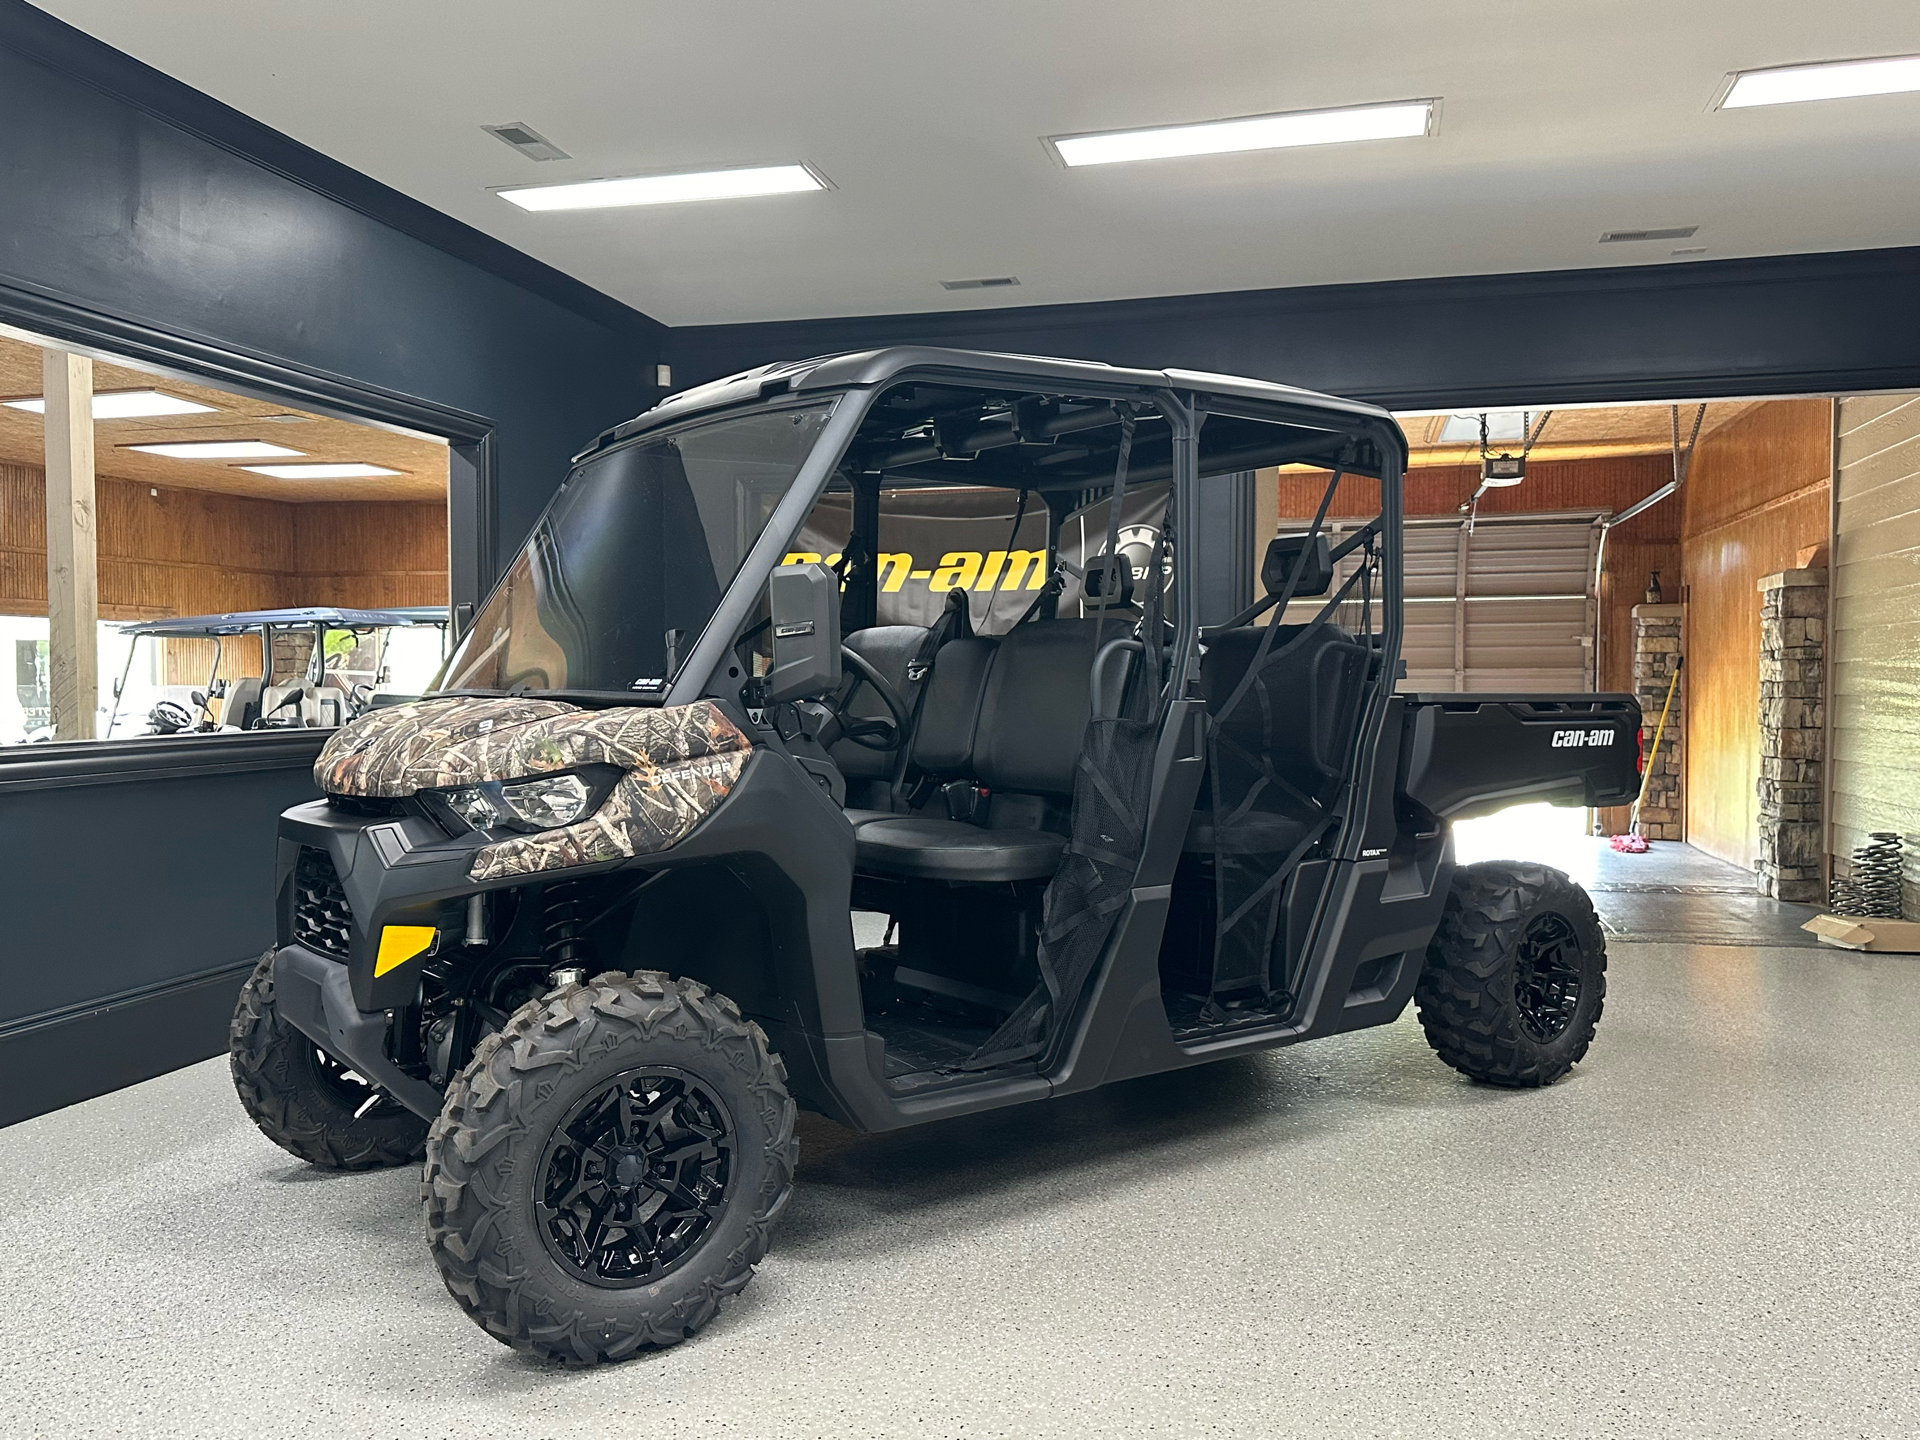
1186, 620, 1369, 854
852, 620, 1107, 883
832, 625, 926, 814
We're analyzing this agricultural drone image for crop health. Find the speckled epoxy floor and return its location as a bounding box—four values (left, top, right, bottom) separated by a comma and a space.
1, 941, 1915, 1440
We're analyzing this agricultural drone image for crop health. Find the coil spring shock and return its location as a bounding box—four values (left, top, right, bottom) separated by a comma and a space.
543, 880, 591, 978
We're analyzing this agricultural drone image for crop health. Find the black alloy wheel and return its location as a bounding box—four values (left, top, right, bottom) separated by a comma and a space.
309, 1046, 410, 1121
229, 950, 429, 1169
424, 970, 797, 1364
1511, 913, 1586, 1043
1414, 861, 1608, 1088
535, 1068, 737, 1288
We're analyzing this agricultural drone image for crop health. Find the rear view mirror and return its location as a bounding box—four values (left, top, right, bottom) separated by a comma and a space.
1262, 533, 1334, 599
764, 563, 843, 704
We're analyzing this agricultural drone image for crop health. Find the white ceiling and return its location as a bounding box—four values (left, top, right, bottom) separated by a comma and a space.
32, 0, 1920, 326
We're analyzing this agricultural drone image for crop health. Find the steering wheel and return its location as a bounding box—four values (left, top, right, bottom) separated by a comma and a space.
348, 682, 375, 717
827, 645, 913, 752
148, 699, 195, 734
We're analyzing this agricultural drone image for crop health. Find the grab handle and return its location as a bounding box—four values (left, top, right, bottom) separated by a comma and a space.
1090, 638, 1145, 719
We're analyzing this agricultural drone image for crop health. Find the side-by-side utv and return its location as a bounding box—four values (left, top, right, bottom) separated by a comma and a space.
108, 606, 449, 736
229, 349, 1640, 1364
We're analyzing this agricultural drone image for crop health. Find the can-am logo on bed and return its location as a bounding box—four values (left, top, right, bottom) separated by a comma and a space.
1551, 729, 1616, 748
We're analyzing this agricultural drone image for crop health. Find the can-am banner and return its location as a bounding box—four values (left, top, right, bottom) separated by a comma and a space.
788, 483, 1171, 632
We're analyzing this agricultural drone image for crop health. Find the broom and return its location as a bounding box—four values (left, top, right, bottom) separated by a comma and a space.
1611, 656, 1683, 853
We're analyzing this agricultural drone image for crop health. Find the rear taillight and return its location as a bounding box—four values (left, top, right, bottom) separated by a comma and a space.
1635, 725, 1645, 776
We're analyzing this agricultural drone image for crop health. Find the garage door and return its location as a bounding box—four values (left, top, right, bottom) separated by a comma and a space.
1303, 514, 1599, 694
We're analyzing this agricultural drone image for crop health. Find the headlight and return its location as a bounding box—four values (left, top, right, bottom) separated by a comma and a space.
500, 772, 591, 828
423, 766, 619, 836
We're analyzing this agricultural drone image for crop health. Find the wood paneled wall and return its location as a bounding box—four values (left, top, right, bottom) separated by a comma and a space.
1, 461, 446, 681
1679, 400, 1833, 869
291, 501, 448, 611
1831, 393, 1920, 915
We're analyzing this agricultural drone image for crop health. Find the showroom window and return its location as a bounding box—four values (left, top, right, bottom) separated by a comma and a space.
0, 326, 453, 744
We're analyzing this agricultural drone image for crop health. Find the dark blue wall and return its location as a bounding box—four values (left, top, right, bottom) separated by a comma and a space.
0, 0, 666, 576
0, 2, 669, 1123
669, 247, 1920, 407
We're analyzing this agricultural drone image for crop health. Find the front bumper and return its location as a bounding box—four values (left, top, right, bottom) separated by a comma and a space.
270, 943, 446, 1120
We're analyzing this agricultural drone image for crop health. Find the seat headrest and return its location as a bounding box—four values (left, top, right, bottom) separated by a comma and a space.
1262, 533, 1333, 598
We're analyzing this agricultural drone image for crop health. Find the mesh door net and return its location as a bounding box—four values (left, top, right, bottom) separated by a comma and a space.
1206, 470, 1376, 1009
1205, 624, 1368, 1004
967, 414, 1166, 1070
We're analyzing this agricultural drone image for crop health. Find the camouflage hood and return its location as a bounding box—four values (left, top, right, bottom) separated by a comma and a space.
314, 695, 747, 797
314, 697, 753, 882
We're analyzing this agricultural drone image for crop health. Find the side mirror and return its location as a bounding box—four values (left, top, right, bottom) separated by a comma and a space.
764, 563, 843, 704
1262, 533, 1334, 599
190, 690, 208, 708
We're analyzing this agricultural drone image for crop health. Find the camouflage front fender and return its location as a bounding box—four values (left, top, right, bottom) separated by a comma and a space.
313, 696, 752, 881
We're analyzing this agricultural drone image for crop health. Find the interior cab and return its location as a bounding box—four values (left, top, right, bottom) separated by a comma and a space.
731, 371, 1396, 1086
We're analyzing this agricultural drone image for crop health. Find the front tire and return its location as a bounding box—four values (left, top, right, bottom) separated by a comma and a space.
423, 971, 797, 1365
229, 950, 430, 1169
1415, 862, 1606, 1088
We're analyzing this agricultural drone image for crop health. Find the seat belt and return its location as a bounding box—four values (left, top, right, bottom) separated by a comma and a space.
888, 587, 974, 806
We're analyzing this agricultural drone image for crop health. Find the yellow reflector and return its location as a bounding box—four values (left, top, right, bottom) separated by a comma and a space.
375, 925, 437, 977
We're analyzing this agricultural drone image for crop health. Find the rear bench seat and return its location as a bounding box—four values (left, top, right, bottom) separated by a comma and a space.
851, 620, 1113, 883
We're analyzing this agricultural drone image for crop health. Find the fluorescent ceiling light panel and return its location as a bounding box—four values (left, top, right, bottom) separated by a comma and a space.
128, 441, 306, 459
239, 463, 402, 479
1050, 99, 1435, 166
1439, 412, 1527, 444
5, 389, 216, 419
498, 164, 824, 211
1720, 54, 1920, 108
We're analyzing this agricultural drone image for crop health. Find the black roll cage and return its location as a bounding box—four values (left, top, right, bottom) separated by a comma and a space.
557, 349, 1405, 721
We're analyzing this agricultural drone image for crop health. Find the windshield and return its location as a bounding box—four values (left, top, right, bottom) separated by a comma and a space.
439, 403, 835, 694
321, 624, 449, 697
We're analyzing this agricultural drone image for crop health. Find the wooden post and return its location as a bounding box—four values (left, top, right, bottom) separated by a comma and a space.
43, 349, 97, 741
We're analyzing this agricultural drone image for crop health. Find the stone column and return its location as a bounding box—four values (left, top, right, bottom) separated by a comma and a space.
1631, 603, 1685, 841
270, 626, 313, 684
1755, 568, 1827, 901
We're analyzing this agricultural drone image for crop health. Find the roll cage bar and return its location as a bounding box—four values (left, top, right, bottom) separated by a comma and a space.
571, 348, 1407, 715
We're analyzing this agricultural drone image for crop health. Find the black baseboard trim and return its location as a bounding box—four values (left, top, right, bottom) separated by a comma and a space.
0, 956, 257, 1128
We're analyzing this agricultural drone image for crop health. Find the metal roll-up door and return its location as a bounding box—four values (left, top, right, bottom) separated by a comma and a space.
1457, 518, 1599, 693
1400, 524, 1465, 690
1282, 513, 1599, 694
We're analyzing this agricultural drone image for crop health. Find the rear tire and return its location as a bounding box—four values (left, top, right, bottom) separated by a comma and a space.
229, 950, 430, 1169
1414, 862, 1606, 1088
423, 971, 797, 1365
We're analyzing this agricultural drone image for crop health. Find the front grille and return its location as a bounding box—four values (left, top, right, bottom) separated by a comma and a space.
293, 846, 353, 960
327, 793, 406, 818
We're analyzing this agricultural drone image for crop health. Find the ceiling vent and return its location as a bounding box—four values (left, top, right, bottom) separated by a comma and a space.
1599, 226, 1698, 244
482, 122, 571, 162
940, 276, 1021, 291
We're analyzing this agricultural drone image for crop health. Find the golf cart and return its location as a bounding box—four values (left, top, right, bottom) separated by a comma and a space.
230, 349, 1640, 1363
108, 606, 448, 737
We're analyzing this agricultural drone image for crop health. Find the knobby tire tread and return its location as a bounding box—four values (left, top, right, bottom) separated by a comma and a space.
1414, 861, 1606, 1088
422, 970, 797, 1365
229, 950, 429, 1170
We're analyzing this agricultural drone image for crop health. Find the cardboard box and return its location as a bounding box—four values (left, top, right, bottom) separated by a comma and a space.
1803, 914, 1920, 953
